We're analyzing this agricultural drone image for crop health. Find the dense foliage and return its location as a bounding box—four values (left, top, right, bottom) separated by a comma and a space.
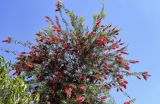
1, 1, 150, 104
0, 56, 39, 104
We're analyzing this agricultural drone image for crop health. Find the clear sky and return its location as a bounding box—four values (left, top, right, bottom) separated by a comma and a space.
0, 0, 160, 104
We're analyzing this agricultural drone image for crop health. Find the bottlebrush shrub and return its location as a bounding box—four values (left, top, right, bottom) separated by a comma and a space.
1, 1, 150, 104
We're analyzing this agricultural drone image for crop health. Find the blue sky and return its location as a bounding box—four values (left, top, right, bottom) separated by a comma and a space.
0, 0, 160, 104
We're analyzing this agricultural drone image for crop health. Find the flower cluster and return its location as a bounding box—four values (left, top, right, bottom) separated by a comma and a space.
2, 1, 150, 104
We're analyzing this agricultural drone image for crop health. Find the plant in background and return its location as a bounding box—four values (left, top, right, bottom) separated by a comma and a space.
1, 0, 150, 104
0, 56, 39, 104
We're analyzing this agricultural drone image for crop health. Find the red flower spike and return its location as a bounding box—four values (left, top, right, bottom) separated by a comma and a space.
124, 80, 128, 84
81, 77, 87, 82
124, 101, 131, 104
53, 26, 61, 35
2, 37, 12, 43
56, 37, 63, 43
117, 55, 123, 60
100, 96, 107, 101
29, 51, 36, 57
26, 64, 34, 70
103, 62, 109, 68
92, 32, 97, 36
45, 16, 50, 20
64, 42, 70, 49
129, 60, 139, 64
120, 42, 125, 45
64, 86, 69, 93
96, 18, 102, 27
69, 84, 77, 90
39, 36, 46, 42
110, 39, 114, 43
81, 85, 87, 91
125, 65, 130, 70
136, 76, 141, 80
54, 71, 61, 76
76, 97, 85, 103
13, 69, 20, 75
50, 34, 55, 39
118, 75, 124, 79
16, 54, 25, 60
64, 86, 72, 98
119, 82, 125, 87
97, 37, 108, 46
121, 51, 128, 55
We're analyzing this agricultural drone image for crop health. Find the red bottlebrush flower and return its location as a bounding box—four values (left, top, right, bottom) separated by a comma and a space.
76, 97, 85, 103
67, 92, 72, 98
119, 82, 125, 87
56, 28, 61, 34
103, 62, 109, 68
16, 63, 23, 68
120, 42, 125, 45
136, 76, 141, 80
2, 37, 12, 43
126, 71, 132, 75
59, 75, 65, 80
51, 86, 57, 91
110, 39, 114, 43
92, 32, 97, 36
29, 50, 36, 57
124, 80, 128, 84
125, 65, 130, 70
56, 37, 63, 43
53, 26, 61, 35
77, 45, 81, 50
13, 69, 20, 75
117, 88, 120, 92
50, 34, 55, 39
97, 37, 108, 46
64, 86, 69, 93
39, 36, 46, 42
54, 71, 61, 76
119, 81, 127, 89
21, 52, 26, 54
81, 85, 87, 91
142, 72, 151, 80
104, 54, 108, 58
48, 40, 55, 44
129, 60, 139, 64
111, 82, 116, 86
118, 38, 122, 43
98, 77, 104, 81
50, 78, 58, 84
64, 42, 70, 49
96, 18, 102, 27
105, 69, 110, 75
100, 96, 107, 101
118, 75, 124, 79
37, 75, 44, 81
16, 54, 25, 60
124, 101, 131, 104
47, 62, 51, 67
121, 51, 128, 55
81, 77, 87, 82
64, 86, 72, 98
26, 63, 34, 70
55, 15, 59, 20
45, 16, 51, 21
104, 47, 108, 50
69, 84, 77, 90
117, 55, 123, 60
